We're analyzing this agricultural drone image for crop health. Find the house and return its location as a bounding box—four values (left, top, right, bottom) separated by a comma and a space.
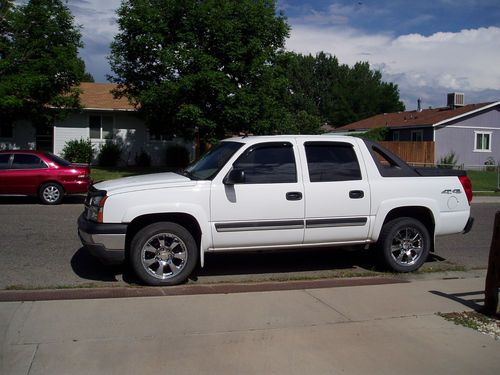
336, 93, 500, 167
0, 83, 193, 165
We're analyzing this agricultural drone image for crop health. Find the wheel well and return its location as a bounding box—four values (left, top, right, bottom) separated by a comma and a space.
382, 206, 435, 251
125, 213, 202, 258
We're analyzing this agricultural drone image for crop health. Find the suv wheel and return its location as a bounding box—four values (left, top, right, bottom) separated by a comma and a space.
130, 222, 198, 286
378, 217, 430, 272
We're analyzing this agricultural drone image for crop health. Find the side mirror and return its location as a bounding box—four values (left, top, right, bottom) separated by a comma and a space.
223, 168, 245, 185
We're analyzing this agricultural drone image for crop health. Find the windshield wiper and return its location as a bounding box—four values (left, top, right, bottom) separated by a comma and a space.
181, 169, 198, 180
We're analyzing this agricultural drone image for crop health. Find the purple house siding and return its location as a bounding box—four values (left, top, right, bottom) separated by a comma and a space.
435, 107, 500, 166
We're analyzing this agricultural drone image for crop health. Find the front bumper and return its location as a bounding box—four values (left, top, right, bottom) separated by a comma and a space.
77, 214, 127, 264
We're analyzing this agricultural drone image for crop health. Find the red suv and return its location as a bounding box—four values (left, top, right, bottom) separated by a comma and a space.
0, 150, 91, 204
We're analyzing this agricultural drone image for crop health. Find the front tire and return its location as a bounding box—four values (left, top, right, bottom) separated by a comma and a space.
378, 217, 430, 272
39, 183, 64, 205
130, 222, 198, 286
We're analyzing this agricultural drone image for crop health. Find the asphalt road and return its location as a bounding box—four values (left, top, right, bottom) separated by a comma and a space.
0, 196, 498, 289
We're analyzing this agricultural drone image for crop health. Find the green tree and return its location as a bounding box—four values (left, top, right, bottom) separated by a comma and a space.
0, 0, 86, 129
109, 0, 291, 141
281, 52, 405, 128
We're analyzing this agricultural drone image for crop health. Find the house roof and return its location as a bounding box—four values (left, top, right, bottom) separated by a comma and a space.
78, 82, 135, 111
337, 101, 499, 131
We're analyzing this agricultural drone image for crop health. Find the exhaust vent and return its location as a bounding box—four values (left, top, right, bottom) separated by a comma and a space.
447, 93, 465, 108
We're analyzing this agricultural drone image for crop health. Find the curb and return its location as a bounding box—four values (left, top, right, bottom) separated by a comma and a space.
0, 277, 407, 302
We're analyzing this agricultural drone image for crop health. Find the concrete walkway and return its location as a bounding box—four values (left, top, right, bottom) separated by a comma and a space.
1, 274, 499, 374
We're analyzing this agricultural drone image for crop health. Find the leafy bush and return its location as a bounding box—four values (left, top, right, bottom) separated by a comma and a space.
135, 149, 152, 167
61, 138, 94, 164
97, 141, 122, 167
352, 127, 388, 142
165, 144, 190, 169
438, 151, 457, 169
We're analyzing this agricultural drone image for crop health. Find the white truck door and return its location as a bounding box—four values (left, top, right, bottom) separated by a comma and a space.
300, 140, 371, 244
210, 141, 305, 249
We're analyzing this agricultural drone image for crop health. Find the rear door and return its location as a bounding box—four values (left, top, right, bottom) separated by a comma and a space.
300, 140, 371, 244
7, 154, 49, 194
210, 141, 305, 249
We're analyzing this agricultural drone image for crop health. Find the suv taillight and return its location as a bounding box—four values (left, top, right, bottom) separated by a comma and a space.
458, 175, 473, 205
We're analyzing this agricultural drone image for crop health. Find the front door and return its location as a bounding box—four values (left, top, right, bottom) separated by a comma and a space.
210, 141, 305, 249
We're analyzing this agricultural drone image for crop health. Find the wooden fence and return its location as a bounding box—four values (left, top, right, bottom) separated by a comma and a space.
379, 141, 435, 165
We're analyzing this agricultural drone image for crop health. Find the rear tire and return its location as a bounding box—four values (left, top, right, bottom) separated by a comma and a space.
39, 183, 64, 205
378, 217, 430, 272
130, 222, 198, 286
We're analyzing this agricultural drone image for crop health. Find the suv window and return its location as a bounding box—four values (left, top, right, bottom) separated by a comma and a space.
305, 142, 362, 182
233, 142, 297, 184
12, 154, 47, 170
0, 154, 11, 169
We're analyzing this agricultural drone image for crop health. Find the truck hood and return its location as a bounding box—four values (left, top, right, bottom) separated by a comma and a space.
93, 172, 194, 194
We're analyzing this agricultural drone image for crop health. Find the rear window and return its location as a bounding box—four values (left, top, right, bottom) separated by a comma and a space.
44, 153, 72, 167
304, 142, 362, 182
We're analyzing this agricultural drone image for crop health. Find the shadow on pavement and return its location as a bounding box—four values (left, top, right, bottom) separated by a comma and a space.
70, 246, 456, 285
191, 247, 379, 279
70, 247, 141, 285
429, 290, 484, 311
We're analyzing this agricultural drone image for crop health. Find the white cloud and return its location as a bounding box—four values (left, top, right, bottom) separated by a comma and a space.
286, 25, 500, 108
70, 0, 121, 81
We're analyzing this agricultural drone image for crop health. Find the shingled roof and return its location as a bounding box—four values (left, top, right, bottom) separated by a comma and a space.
78, 82, 135, 111
337, 102, 498, 131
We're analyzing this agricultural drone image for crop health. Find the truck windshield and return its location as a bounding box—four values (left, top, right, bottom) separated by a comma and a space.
183, 141, 243, 180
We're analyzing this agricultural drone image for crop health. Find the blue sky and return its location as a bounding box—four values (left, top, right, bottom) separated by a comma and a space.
54, 1, 500, 110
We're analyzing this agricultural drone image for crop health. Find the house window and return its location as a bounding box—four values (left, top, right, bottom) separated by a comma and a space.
392, 131, 400, 141
474, 131, 492, 152
89, 115, 113, 140
411, 130, 423, 142
0, 121, 13, 138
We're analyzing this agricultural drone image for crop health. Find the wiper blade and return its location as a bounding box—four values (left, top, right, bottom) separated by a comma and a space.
181, 169, 198, 180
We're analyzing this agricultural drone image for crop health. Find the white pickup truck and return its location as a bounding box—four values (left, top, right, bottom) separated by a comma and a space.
78, 135, 473, 286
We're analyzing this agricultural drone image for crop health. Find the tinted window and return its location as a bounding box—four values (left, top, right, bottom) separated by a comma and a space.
44, 153, 72, 167
185, 141, 243, 180
12, 154, 47, 170
233, 142, 297, 184
305, 142, 361, 182
0, 154, 11, 169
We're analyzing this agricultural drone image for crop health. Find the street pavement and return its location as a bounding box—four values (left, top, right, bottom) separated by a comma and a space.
1, 271, 499, 374
0, 196, 498, 289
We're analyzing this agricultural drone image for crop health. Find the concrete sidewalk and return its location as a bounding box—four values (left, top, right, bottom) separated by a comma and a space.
1, 275, 499, 375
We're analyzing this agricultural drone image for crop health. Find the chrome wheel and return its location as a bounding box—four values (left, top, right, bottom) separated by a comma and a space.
379, 218, 430, 272
390, 227, 424, 266
141, 232, 188, 280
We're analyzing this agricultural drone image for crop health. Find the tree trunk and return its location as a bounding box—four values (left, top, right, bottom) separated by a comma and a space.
484, 211, 500, 315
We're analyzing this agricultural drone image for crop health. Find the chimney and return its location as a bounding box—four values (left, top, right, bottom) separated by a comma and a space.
417, 98, 422, 112
447, 93, 465, 109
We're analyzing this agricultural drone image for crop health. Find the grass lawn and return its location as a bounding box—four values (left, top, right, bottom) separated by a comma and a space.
467, 170, 499, 192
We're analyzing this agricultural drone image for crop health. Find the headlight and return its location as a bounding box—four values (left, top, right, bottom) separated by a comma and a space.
86, 192, 107, 222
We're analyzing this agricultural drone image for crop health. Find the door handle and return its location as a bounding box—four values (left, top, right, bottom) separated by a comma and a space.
349, 190, 364, 199
286, 192, 303, 201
